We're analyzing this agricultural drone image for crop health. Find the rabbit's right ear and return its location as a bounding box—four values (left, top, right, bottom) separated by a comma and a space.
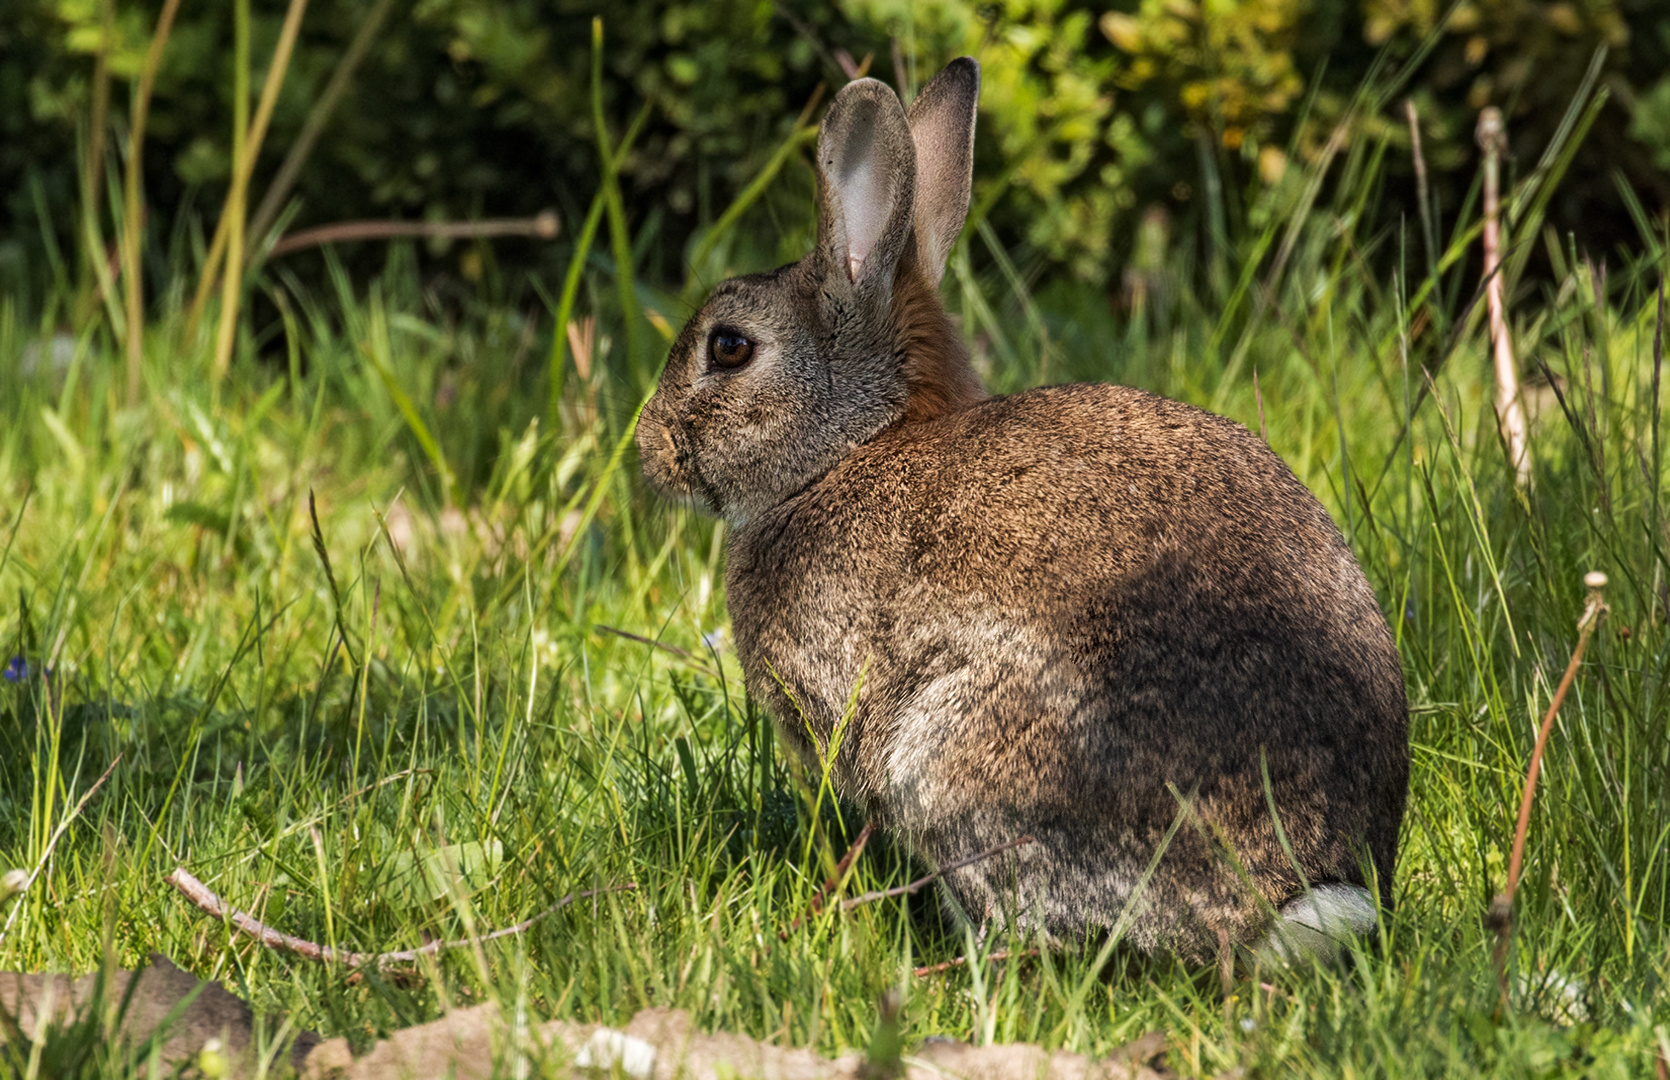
815, 78, 918, 291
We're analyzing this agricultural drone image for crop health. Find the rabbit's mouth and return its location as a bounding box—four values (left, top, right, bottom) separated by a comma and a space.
635, 412, 724, 516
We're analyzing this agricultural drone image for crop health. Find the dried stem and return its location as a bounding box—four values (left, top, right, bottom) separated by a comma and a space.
840, 835, 1034, 911
77, 0, 115, 323
780, 820, 874, 939
248, 0, 399, 246
190, 0, 313, 347
122, 0, 185, 407
215, 0, 311, 381
1477, 107, 1531, 487
1405, 98, 1438, 281
1489, 571, 1608, 997
593, 624, 719, 679
165, 868, 633, 969
816, 821, 876, 912
912, 948, 1038, 978
267, 213, 559, 257
213, 0, 253, 385
0, 755, 122, 944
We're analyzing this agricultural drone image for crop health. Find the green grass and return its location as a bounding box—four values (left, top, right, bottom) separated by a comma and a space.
4, 81, 1670, 1077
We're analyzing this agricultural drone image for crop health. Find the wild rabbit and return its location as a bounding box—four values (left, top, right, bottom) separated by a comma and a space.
636, 58, 1409, 962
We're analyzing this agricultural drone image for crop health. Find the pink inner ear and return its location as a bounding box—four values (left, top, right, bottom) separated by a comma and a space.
836, 146, 888, 282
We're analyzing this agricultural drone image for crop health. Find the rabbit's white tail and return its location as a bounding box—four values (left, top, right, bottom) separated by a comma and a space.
1255, 884, 1378, 966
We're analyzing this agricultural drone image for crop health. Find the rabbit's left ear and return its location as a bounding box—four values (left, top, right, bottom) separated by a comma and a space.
816, 78, 918, 290
906, 58, 979, 286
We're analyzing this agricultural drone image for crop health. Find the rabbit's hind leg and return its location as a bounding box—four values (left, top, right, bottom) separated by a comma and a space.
1252, 883, 1378, 967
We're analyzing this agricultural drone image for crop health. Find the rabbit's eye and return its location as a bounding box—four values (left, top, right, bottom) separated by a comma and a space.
709, 330, 754, 370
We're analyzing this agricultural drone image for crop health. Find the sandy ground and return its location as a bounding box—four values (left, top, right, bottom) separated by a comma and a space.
0, 956, 1172, 1080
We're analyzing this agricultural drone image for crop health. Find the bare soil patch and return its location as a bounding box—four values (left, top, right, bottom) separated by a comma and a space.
1, 959, 1171, 1080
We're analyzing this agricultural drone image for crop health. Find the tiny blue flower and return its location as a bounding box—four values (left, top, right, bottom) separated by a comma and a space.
2, 656, 27, 682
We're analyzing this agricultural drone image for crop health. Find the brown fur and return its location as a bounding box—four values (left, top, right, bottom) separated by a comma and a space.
723, 386, 1407, 956
892, 259, 986, 423
635, 60, 1409, 961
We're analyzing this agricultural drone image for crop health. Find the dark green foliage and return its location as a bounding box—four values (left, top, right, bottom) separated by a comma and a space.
5, 0, 1670, 316
1, 0, 855, 304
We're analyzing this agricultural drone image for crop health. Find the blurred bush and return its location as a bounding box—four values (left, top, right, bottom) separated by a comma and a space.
1, 0, 1667, 309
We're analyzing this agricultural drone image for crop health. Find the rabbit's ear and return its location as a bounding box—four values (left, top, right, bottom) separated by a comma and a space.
816, 78, 918, 288
906, 58, 979, 286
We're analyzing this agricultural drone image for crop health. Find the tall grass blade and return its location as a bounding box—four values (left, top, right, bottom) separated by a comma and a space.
547, 103, 651, 431
195, 0, 313, 359
75, 0, 115, 324
247, 0, 399, 247
121, 0, 185, 407
212, 0, 252, 386
593, 19, 643, 388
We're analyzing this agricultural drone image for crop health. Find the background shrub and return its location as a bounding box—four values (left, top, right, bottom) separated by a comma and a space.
1, 0, 1667, 313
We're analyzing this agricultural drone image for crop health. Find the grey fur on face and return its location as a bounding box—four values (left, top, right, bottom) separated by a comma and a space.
637, 58, 1408, 963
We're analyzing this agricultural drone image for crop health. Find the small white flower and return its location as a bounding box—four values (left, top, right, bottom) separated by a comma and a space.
573, 1029, 656, 1079
0, 869, 26, 899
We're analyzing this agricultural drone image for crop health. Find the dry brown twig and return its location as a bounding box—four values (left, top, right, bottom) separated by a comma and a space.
779, 830, 1033, 941
268, 212, 559, 258
1477, 106, 1532, 488
165, 868, 632, 970
1487, 571, 1608, 999
0, 754, 123, 944
840, 835, 1034, 911
780, 821, 875, 940
815, 821, 876, 912
912, 949, 1039, 978
594, 624, 721, 680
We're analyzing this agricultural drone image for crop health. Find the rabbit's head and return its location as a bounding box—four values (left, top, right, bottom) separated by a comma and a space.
637, 59, 986, 526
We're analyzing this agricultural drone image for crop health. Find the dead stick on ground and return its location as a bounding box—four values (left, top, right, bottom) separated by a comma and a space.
841, 835, 1034, 911
1488, 571, 1608, 1000
1478, 106, 1531, 488
165, 869, 632, 969
780, 820, 875, 939
0, 753, 123, 944
913, 948, 1039, 978
815, 821, 875, 912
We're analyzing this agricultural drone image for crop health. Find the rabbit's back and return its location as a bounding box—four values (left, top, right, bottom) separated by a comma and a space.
727, 382, 1408, 957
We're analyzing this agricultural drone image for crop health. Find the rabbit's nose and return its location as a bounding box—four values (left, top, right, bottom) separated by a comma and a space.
634, 411, 673, 457
635, 415, 692, 499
